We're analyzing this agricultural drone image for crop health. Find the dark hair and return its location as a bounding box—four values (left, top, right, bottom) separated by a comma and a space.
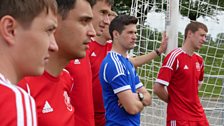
184, 21, 208, 39
0, 0, 57, 27
56, 0, 94, 20
91, 0, 114, 7
109, 15, 138, 40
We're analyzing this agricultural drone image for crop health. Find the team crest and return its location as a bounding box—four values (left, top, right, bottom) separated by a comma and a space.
63, 91, 73, 111
196, 62, 200, 71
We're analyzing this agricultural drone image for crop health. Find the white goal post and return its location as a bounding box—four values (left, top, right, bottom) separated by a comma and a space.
130, 0, 224, 125
165, 0, 179, 54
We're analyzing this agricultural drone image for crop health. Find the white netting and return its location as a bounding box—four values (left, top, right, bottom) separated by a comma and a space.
130, 0, 224, 125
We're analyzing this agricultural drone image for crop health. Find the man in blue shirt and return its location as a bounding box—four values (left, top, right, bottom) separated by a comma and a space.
99, 15, 152, 126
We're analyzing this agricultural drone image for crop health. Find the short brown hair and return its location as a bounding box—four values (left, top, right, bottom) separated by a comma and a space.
109, 15, 138, 40
0, 0, 57, 27
184, 21, 208, 39
91, 0, 114, 7
56, 0, 94, 20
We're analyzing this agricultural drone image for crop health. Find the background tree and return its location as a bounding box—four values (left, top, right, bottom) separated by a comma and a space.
113, 0, 224, 21
180, 0, 224, 20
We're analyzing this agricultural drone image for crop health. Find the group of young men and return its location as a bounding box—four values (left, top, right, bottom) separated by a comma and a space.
0, 0, 210, 126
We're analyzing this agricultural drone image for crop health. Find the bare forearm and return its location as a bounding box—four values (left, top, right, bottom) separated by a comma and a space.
118, 91, 144, 115
153, 83, 169, 103
124, 93, 144, 115
130, 51, 159, 67
198, 83, 202, 90
155, 89, 168, 103
130, 32, 168, 67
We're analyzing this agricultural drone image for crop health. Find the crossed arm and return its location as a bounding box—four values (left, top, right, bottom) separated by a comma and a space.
116, 86, 151, 115
114, 33, 167, 115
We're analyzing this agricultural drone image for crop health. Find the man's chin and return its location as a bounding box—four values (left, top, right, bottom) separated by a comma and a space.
96, 32, 103, 37
74, 53, 86, 59
29, 67, 45, 77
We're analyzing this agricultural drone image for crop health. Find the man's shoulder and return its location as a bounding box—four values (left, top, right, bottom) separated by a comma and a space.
89, 40, 112, 50
0, 84, 19, 124
101, 52, 125, 74
60, 69, 74, 90
167, 48, 183, 57
194, 52, 203, 60
0, 84, 18, 99
103, 52, 118, 64
0, 83, 31, 105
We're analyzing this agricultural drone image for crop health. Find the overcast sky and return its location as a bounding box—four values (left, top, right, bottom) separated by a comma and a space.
145, 11, 224, 38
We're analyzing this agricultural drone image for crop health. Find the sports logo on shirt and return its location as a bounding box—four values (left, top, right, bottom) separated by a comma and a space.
63, 91, 73, 111
91, 52, 97, 57
74, 59, 80, 64
42, 101, 53, 113
184, 65, 189, 70
196, 62, 200, 71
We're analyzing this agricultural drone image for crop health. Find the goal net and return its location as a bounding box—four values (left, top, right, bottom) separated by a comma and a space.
130, 0, 224, 125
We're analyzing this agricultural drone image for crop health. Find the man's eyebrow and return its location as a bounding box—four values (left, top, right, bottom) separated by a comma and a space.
80, 15, 93, 20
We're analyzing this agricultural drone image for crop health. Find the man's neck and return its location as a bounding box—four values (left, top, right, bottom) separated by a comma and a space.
182, 41, 195, 56
94, 36, 108, 45
111, 43, 128, 57
0, 55, 19, 84
45, 53, 69, 77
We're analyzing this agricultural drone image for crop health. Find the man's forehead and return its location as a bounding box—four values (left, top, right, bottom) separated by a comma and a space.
198, 28, 207, 34
94, 1, 111, 10
73, 0, 93, 15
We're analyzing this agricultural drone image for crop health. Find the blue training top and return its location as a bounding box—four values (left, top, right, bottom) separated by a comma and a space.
99, 51, 143, 126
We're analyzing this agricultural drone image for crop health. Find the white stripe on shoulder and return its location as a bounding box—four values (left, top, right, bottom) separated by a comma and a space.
110, 52, 124, 75
112, 73, 125, 81
18, 88, 33, 126
114, 85, 131, 94
166, 48, 183, 68
30, 97, 37, 126
0, 81, 24, 126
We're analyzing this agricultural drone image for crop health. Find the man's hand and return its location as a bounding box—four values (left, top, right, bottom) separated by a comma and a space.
158, 32, 168, 54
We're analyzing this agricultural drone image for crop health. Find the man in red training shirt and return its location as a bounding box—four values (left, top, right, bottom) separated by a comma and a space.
18, 0, 95, 125
154, 21, 209, 126
0, 0, 58, 125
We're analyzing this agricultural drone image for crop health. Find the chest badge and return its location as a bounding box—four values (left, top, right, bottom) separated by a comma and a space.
196, 62, 201, 71
63, 91, 73, 111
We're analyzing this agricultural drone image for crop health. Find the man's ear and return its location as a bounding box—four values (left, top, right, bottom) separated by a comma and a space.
187, 31, 192, 38
113, 30, 120, 39
0, 16, 17, 45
